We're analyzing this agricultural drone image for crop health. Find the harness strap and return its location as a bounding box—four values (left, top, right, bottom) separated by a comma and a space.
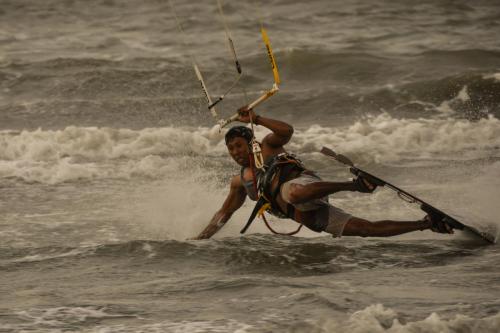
249, 153, 258, 192
241, 155, 305, 235
240, 198, 303, 235
257, 203, 271, 217
240, 196, 268, 234
261, 214, 303, 236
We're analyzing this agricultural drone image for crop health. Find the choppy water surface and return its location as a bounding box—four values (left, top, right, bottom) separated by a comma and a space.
1, 0, 499, 332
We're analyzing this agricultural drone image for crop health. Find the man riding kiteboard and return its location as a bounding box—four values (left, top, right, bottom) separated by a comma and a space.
194, 107, 453, 240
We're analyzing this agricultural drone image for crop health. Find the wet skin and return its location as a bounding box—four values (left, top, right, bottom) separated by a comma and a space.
226, 137, 319, 228
195, 112, 434, 239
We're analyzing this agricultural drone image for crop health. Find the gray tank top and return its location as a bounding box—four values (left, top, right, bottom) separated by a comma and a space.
240, 167, 260, 201
240, 154, 284, 201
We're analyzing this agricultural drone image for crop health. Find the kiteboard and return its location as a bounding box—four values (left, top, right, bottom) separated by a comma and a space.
320, 146, 496, 244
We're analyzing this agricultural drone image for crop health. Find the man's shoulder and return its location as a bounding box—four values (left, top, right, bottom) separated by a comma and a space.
260, 133, 285, 155
230, 174, 244, 188
261, 141, 287, 160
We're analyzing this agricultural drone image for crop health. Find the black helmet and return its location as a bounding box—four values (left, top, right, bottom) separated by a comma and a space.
225, 126, 253, 145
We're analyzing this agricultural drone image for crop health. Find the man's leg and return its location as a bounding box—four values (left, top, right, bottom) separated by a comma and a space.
286, 178, 377, 205
342, 216, 430, 237
282, 177, 452, 237
286, 181, 357, 205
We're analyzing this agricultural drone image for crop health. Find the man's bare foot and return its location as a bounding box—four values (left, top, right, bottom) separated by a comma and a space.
423, 213, 454, 234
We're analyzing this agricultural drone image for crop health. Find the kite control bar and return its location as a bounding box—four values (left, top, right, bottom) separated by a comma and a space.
219, 27, 281, 128
171, 0, 281, 130
218, 83, 279, 128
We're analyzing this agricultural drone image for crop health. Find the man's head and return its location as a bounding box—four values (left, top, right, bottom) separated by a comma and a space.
225, 126, 253, 166
225, 126, 253, 145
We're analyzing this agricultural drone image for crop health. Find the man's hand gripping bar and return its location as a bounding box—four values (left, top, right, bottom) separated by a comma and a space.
219, 83, 279, 128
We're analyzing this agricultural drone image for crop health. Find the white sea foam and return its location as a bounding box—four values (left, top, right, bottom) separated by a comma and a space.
319, 304, 500, 333
6, 307, 250, 332
123, 177, 279, 240
449, 161, 500, 239
0, 125, 226, 184
12, 247, 92, 263
10, 306, 136, 331
93, 319, 252, 333
290, 113, 500, 164
1, 114, 498, 183
483, 73, 500, 82
434, 85, 471, 115
7, 304, 499, 333
0, 126, 225, 162
455, 85, 470, 102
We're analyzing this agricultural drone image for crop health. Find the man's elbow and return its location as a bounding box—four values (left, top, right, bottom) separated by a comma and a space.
282, 125, 294, 142
286, 127, 294, 144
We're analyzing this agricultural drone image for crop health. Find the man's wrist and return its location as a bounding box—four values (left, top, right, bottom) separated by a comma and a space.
253, 115, 261, 125
347, 181, 358, 192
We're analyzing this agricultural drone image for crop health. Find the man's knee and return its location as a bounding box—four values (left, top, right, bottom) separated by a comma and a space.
285, 183, 306, 205
342, 217, 374, 237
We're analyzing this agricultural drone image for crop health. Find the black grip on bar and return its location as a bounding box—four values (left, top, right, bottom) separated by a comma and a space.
208, 97, 223, 109
350, 168, 386, 186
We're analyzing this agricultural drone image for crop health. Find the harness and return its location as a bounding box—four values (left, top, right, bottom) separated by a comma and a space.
240, 152, 306, 235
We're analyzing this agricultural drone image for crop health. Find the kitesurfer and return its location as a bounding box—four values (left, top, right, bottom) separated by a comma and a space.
194, 107, 453, 240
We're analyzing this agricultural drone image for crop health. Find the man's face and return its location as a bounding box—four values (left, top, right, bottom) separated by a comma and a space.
226, 137, 250, 166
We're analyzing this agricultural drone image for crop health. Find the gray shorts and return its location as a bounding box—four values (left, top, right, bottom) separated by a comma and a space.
280, 173, 352, 237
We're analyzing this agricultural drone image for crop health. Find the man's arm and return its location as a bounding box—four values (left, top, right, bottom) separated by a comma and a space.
237, 106, 293, 147
193, 175, 247, 240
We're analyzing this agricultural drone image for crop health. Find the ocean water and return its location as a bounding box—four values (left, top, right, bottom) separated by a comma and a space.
1, 0, 500, 332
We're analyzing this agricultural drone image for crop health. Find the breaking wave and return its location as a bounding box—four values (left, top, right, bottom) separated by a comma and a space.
0, 113, 498, 183
334, 304, 500, 333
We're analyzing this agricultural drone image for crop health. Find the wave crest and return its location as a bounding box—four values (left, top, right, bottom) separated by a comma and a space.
1, 114, 498, 183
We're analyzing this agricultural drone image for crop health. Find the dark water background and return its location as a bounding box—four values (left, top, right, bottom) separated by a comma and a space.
1, 0, 500, 332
